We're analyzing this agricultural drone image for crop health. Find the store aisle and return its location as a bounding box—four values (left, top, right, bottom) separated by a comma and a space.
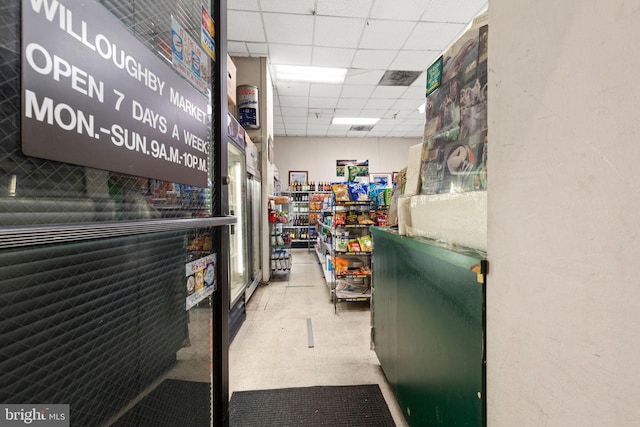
229, 248, 407, 426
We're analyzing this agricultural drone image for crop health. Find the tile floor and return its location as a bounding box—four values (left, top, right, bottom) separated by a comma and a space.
229, 248, 408, 426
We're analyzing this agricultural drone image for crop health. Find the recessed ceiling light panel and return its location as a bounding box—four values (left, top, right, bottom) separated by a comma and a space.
274, 64, 347, 84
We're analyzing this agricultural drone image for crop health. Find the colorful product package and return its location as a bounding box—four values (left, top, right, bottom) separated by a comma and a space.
334, 257, 349, 275
348, 240, 361, 252
332, 183, 350, 202
334, 211, 346, 225
346, 211, 358, 225
358, 235, 373, 252
348, 182, 369, 202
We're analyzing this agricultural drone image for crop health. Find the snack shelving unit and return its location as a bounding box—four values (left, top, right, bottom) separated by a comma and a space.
269, 196, 292, 275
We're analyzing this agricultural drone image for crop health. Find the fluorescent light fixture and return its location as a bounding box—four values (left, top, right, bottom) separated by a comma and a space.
331, 117, 380, 125
275, 64, 347, 84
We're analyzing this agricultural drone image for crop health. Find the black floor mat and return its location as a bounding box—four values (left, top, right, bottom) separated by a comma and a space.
113, 379, 210, 427
229, 384, 395, 427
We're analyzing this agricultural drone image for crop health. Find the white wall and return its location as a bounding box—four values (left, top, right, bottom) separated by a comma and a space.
488, 2, 640, 426
274, 136, 419, 184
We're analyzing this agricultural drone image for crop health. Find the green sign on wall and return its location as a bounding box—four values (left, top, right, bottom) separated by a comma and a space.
426, 56, 443, 96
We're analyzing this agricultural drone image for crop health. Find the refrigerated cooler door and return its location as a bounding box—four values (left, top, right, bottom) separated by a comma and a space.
245, 175, 262, 301
228, 144, 249, 308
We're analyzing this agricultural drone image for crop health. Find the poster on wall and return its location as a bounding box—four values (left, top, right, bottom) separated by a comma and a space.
21, 0, 210, 188
420, 22, 488, 195
171, 16, 210, 94
186, 254, 216, 310
336, 160, 368, 181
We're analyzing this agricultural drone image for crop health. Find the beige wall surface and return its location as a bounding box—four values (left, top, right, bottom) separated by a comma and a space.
488, 1, 640, 426
274, 136, 419, 185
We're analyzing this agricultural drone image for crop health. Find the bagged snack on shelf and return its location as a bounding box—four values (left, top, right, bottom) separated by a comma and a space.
348, 239, 361, 252
335, 236, 349, 252
332, 183, 350, 202
348, 182, 369, 202
376, 211, 388, 226
346, 210, 358, 225
334, 211, 346, 226
334, 257, 349, 275
369, 183, 384, 206
358, 235, 373, 252
357, 213, 374, 225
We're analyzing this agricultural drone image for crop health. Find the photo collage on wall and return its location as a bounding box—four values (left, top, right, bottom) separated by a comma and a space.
421, 24, 488, 195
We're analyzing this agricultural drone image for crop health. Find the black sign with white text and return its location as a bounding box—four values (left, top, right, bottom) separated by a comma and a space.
21, 0, 210, 187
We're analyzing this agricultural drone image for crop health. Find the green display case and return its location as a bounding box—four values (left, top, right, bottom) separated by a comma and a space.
370, 227, 486, 427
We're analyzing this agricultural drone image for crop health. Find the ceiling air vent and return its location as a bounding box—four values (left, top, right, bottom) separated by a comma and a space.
350, 125, 375, 132
378, 70, 422, 86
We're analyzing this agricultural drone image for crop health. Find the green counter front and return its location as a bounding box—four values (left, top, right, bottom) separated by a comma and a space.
370, 227, 486, 427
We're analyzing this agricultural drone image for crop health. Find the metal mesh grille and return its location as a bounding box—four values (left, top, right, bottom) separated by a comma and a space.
1, 1, 218, 426
0, 0, 216, 226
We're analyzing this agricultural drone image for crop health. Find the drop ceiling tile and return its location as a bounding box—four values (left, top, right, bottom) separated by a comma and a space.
358, 109, 387, 118
308, 97, 339, 109
285, 123, 308, 130
259, 0, 315, 14
228, 0, 260, 11
247, 42, 269, 56
276, 81, 310, 97
227, 41, 249, 56
269, 44, 313, 66
370, 85, 409, 99
404, 22, 466, 51
315, 0, 374, 18
392, 98, 423, 110
389, 50, 436, 72
344, 69, 386, 85
284, 116, 309, 124
309, 83, 343, 98
307, 129, 329, 136
279, 96, 309, 108
340, 85, 376, 98
351, 50, 396, 69
336, 98, 368, 109
403, 85, 428, 100
334, 109, 363, 117
327, 129, 350, 137
263, 13, 314, 44
311, 47, 356, 68
364, 98, 395, 111
359, 20, 415, 50
280, 107, 309, 117
369, 0, 430, 21
314, 16, 367, 48
228, 11, 265, 42
422, 0, 487, 23
307, 124, 330, 131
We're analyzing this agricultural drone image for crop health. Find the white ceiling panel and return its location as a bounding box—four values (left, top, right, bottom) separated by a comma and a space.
423, 0, 487, 23
228, 11, 265, 42
280, 107, 310, 117
370, 85, 409, 99
308, 97, 339, 109
336, 98, 368, 109
314, 16, 367, 48
315, 0, 374, 18
259, 0, 315, 14
227, 41, 249, 56
279, 96, 309, 108
359, 20, 415, 50
311, 47, 356, 68
228, 0, 260, 11
268, 44, 313, 65
369, 0, 431, 21
344, 69, 386, 85
247, 42, 269, 56
340, 85, 376, 98
309, 83, 343, 98
276, 81, 310, 97
263, 13, 314, 44
404, 22, 466, 51
351, 50, 396, 69
227, 1, 486, 138
389, 50, 437, 71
